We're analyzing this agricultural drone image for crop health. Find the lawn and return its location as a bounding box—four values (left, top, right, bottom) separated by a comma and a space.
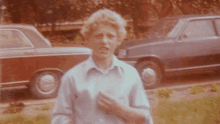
0, 114, 50, 124
1, 90, 220, 124
152, 93, 220, 124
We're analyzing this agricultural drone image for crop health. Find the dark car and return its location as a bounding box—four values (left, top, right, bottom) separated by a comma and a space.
0, 24, 91, 99
116, 14, 220, 89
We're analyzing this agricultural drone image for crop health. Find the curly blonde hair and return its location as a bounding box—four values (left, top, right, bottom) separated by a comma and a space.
80, 9, 127, 42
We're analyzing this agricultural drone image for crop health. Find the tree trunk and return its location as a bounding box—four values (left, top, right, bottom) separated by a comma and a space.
176, 2, 196, 15
51, 22, 56, 33
133, 17, 139, 38
11, 12, 22, 23
151, 4, 161, 19
160, 0, 173, 18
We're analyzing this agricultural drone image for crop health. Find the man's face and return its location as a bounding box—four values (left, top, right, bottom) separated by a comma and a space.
87, 24, 121, 59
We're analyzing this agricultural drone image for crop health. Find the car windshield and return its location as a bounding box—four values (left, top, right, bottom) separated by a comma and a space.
147, 18, 182, 39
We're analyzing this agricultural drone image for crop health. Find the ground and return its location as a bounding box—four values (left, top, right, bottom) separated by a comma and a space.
1, 86, 219, 120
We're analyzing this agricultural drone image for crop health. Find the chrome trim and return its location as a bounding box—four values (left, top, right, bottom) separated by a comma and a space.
124, 54, 160, 60
0, 25, 37, 31
127, 41, 169, 50
1, 80, 29, 85
186, 16, 220, 20
166, 64, 220, 72
0, 29, 35, 50
0, 52, 91, 59
177, 34, 219, 43
0, 47, 34, 51
33, 68, 64, 75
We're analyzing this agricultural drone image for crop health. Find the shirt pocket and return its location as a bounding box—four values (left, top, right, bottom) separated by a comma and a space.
74, 90, 93, 111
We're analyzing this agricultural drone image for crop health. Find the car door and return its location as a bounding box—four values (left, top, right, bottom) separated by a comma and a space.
168, 19, 220, 73
0, 29, 36, 85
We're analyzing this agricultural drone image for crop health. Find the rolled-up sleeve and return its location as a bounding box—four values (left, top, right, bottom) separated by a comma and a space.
51, 74, 76, 124
129, 72, 154, 124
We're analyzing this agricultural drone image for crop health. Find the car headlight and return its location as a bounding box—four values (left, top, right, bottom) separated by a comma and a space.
118, 49, 127, 58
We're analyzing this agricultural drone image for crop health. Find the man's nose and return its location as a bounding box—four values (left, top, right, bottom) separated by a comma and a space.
101, 35, 108, 43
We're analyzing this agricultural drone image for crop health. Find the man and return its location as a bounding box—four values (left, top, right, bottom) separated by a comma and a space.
51, 9, 153, 124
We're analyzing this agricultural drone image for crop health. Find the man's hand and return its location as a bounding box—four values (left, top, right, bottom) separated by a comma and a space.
97, 92, 125, 116
97, 92, 146, 124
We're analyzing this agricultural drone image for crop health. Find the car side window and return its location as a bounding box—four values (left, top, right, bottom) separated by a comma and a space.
0, 29, 33, 49
181, 20, 215, 40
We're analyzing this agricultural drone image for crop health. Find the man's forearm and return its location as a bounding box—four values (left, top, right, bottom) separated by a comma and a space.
116, 105, 146, 124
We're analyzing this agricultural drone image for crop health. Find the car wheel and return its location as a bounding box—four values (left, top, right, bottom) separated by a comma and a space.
136, 61, 162, 89
30, 71, 61, 99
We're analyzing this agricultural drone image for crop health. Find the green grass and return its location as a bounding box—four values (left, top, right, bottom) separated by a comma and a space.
189, 86, 206, 95
152, 94, 220, 124
41, 103, 51, 111
2, 93, 220, 124
211, 83, 220, 92
0, 114, 50, 124
156, 88, 173, 98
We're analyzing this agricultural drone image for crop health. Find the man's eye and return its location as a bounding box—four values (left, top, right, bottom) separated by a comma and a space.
107, 34, 116, 39
94, 34, 103, 38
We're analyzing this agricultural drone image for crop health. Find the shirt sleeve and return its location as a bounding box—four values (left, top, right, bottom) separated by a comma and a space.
51, 74, 76, 124
129, 71, 154, 124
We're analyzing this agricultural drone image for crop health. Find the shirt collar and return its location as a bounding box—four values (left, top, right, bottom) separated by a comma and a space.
85, 55, 123, 76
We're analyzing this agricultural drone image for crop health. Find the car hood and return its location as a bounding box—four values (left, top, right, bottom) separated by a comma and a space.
118, 38, 166, 49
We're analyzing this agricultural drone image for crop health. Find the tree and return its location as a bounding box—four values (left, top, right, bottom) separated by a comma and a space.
175, 0, 220, 14
5, 0, 38, 23
35, 0, 72, 23
70, 0, 97, 21
95, 0, 150, 37
152, 0, 220, 18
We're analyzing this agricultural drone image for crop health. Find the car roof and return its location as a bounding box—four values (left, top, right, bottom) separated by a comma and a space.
0, 24, 36, 30
164, 14, 220, 20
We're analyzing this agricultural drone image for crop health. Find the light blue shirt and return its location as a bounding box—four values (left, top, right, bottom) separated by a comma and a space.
51, 55, 153, 124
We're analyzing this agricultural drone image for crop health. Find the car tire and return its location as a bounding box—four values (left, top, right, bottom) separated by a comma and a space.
136, 61, 162, 89
30, 71, 61, 99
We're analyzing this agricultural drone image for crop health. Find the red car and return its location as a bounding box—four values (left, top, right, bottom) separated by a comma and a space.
0, 24, 91, 99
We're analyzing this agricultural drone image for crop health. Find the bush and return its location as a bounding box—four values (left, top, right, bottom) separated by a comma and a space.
156, 88, 173, 98
3, 106, 24, 114
75, 34, 83, 41
3, 102, 25, 114
211, 83, 220, 92
189, 86, 206, 95
41, 103, 51, 111
126, 32, 135, 39
32, 114, 50, 124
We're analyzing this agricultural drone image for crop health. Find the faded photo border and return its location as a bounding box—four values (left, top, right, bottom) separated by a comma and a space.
1, 0, 220, 124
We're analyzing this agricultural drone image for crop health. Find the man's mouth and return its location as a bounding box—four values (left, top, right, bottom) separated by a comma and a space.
99, 47, 109, 51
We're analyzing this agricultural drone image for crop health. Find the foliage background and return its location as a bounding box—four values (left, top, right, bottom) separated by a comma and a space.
2, 0, 220, 42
